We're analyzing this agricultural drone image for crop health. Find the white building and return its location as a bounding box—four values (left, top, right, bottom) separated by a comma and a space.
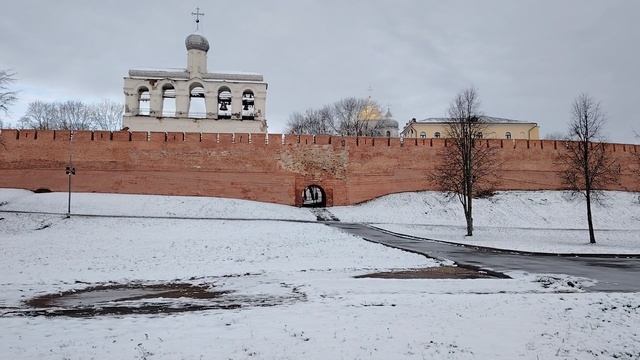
123, 33, 268, 133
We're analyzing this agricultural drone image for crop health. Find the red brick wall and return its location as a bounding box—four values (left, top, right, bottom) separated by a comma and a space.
0, 129, 638, 206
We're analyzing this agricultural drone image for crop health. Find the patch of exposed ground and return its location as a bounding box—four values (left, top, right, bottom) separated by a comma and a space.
355, 266, 502, 279
14, 282, 305, 317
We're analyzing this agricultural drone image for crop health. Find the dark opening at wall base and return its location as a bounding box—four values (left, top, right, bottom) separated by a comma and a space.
301, 185, 326, 208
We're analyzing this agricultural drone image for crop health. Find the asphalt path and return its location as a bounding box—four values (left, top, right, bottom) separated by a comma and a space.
329, 222, 640, 292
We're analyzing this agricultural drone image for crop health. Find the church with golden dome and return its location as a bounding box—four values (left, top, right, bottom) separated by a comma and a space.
358, 102, 400, 137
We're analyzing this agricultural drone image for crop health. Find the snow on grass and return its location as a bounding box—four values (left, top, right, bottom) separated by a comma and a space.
0, 213, 434, 306
2, 287, 639, 359
333, 190, 640, 229
334, 191, 640, 254
377, 224, 640, 254
1, 191, 639, 358
0, 189, 315, 221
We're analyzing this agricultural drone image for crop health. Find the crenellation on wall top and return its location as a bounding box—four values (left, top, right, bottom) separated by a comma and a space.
94, 131, 111, 141
36, 130, 55, 140
234, 133, 248, 144
0, 130, 637, 153
17, 129, 37, 140
267, 134, 283, 146
166, 132, 185, 142
251, 133, 267, 145
73, 131, 93, 142
298, 135, 314, 145
112, 131, 131, 142
54, 130, 72, 141
184, 132, 201, 143
130, 131, 149, 141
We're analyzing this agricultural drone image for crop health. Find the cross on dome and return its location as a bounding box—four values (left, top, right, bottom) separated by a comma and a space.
191, 7, 205, 31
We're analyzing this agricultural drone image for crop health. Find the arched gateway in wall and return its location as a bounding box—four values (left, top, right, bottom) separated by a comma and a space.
301, 185, 326, 208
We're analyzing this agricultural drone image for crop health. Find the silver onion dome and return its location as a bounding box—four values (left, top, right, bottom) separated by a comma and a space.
185, 33, 210, 52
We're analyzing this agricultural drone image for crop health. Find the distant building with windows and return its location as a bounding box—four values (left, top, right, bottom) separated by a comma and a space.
122, 32, 268, 134
401, 116, 540, 140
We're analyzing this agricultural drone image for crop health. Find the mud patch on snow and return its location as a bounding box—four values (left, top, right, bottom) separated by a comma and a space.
17, 282, 305, 317
34, 223, 52, 230
533, 275, 596, 292
355, 266, 501, 279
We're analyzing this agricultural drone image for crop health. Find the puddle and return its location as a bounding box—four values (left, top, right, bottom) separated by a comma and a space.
19, 282, 304, 317
355, 266, 501, 279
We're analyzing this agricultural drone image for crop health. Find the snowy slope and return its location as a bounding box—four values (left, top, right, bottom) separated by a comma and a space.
333, 190, 640, 230
334, 191, 640, 254
378, 224, 640, 254
0, 189, 315, 221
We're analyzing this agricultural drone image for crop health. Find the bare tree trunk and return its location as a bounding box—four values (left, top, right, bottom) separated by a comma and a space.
465, 161, 473, 236
585, 190, 596, 244
465, 205, 473, 236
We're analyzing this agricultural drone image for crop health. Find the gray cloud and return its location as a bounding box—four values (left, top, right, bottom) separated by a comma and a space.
1, 0, 638, 142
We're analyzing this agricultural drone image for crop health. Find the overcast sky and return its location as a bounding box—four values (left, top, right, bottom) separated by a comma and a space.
1, 0, 639, 142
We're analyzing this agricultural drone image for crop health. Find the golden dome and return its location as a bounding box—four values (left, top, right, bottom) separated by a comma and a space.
359, 103, 383, 121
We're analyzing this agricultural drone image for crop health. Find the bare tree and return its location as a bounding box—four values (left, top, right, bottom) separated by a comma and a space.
286, 112, 307, 134
0, 70, 18, 124
286, 106, 334, 135
557, 94, 620, 244
91, 99, 124, 131
543, 132, 566, 140
18, 99, 124, 131
0, 69, 10, 146
333, 97, 385, 136
431, 88, 500, 236
286, 97, 386, 136
19, 100, 59, 130
57, 100, 95, 130
332, 97, 368, 136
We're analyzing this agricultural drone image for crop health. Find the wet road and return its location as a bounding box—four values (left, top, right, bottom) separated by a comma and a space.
330, 222, 640, 292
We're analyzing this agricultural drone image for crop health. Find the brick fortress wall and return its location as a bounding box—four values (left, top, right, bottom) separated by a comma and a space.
0, 129, 638, 206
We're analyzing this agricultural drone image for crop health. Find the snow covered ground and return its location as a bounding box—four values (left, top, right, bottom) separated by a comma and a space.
0, 189, 315, 221
334, 191, 640, 254
1, 189, 640, 358
377, 224, 640, 254
4, 290, 639, 359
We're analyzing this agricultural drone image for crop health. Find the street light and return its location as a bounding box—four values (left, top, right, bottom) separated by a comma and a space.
66, 130, 75, 218
65, 164, 75, 217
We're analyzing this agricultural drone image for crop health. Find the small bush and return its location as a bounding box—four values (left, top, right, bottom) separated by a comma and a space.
33, 188, 52, 193
474, 188, 496, 199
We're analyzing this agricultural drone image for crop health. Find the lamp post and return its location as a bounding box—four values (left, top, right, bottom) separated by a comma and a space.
65, 163, 75, 217
65, 130, 75, 218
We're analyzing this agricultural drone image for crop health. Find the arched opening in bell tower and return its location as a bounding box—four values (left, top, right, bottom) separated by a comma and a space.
217, 87, 232, 119
188, 84, 206, 118
242, 90, 255, 120
137, 87, 150, 116
161, 84, 176, 117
